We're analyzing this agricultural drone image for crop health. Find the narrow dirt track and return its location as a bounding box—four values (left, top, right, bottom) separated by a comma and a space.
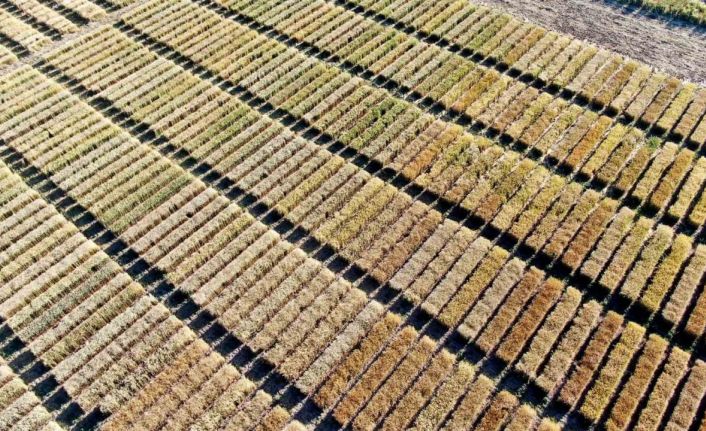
475, 0, 706, 85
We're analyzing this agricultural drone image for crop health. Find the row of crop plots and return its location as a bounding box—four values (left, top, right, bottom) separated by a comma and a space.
230, 0, 706, 145
0, 7, 52, 54
1, 0, 706, 429
1, 0, 79, 41
109, 0, 706, 338
222, 0, 706, 224
6, 0, 705, 226
0, 0, 111, 67
0, 157, 304, 429
0, 62, 565, 430
33, 25, 688, 392
3, 0, 704, 146
328, 0, 706, 141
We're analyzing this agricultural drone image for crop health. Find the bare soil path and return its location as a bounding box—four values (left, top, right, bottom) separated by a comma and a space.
475, 0, 706, 85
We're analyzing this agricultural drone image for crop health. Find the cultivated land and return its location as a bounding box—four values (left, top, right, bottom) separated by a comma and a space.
0, 0, 705, 430
477, 0, 706, 84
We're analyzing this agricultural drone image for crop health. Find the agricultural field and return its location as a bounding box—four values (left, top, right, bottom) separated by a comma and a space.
0, 0, 705, 430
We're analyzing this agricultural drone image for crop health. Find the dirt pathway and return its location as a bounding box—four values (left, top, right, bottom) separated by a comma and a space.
475, 0, 706, 85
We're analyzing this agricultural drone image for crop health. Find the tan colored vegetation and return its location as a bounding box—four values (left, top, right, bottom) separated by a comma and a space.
440, 374, 494, 430
1, 1, 704, 429
606, 334, 668, 431
380, 349, 455, 430
580, 322, 644, 421
662, 245, 706, 326
634, 347, 690, 431
516, 287, 581, 378
476, 267, 544, 353
663, 360, 706, 431
410, 362, 475, 430
494, 277, 563, 364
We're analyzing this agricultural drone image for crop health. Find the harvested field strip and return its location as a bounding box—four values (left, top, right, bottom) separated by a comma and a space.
0, 27, 700, 431
195, 0, 706, 232
0, 155, 305, 430
0, 68, 562, 431
81, 8, 706, 344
